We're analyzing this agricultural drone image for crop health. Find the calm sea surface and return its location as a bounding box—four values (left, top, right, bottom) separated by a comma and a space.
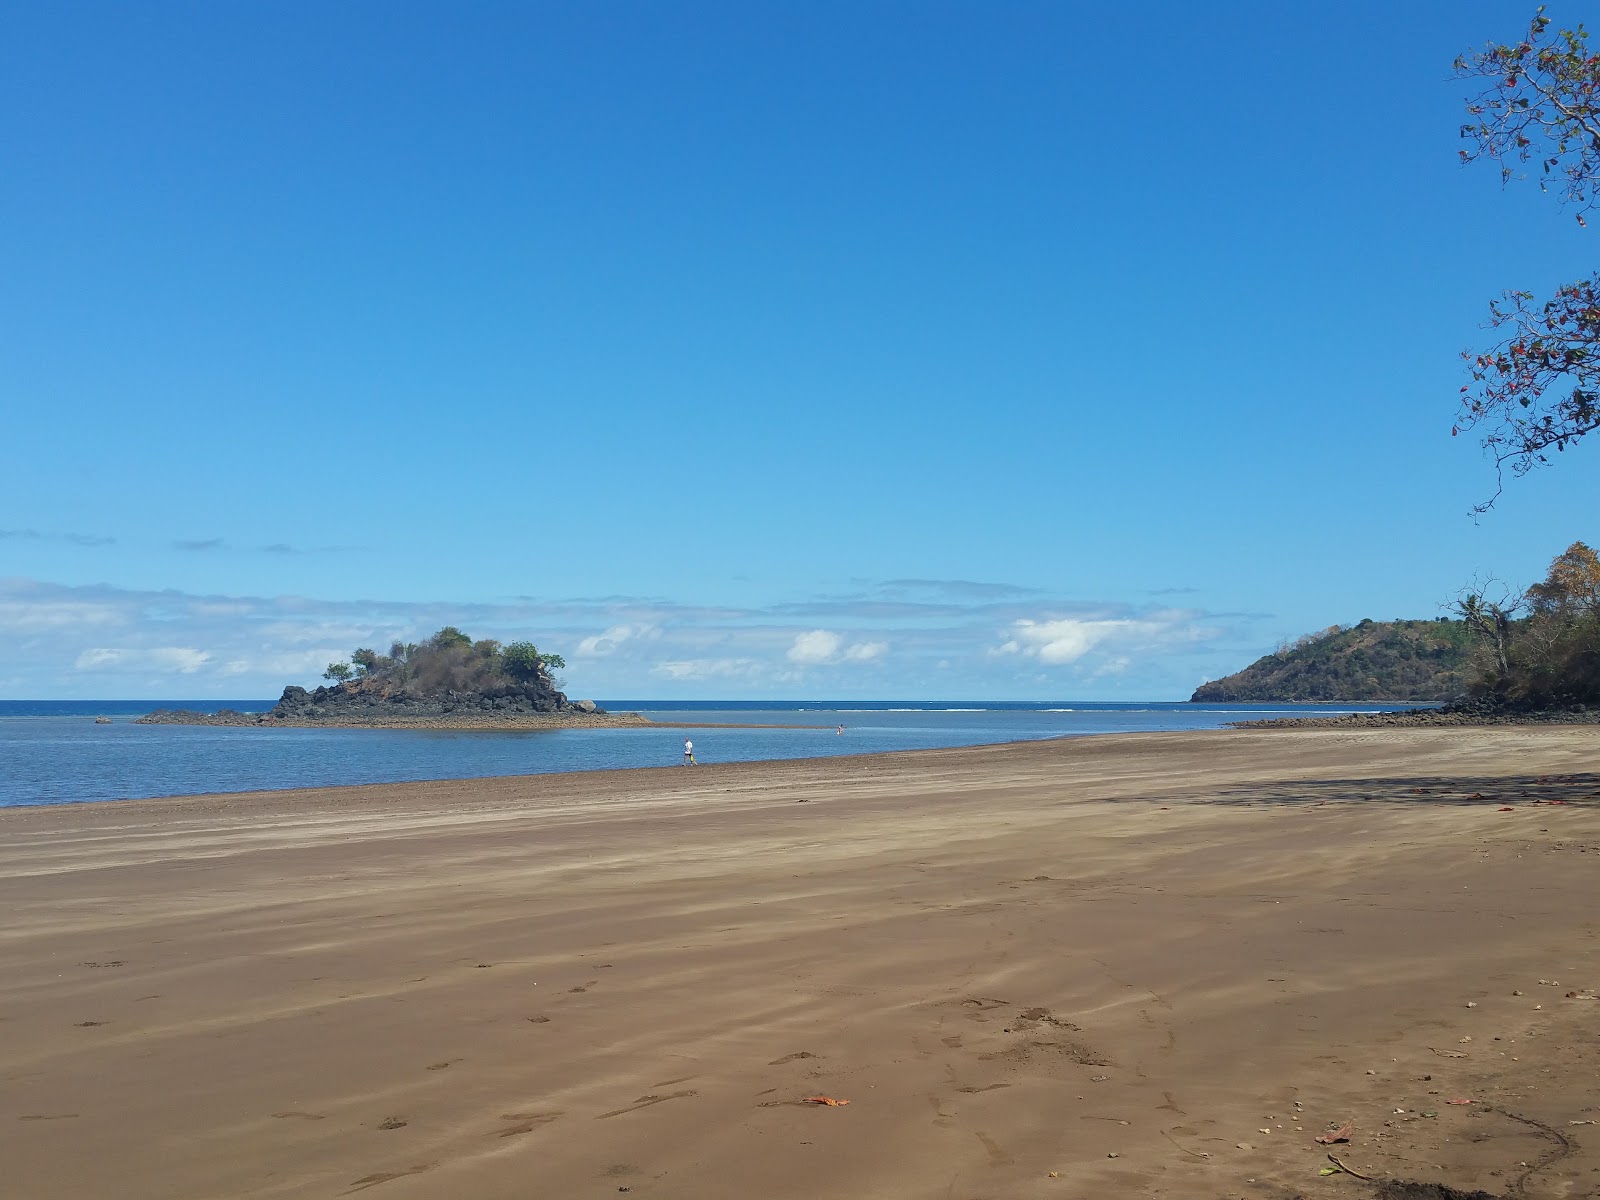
0, 699, 1418, 809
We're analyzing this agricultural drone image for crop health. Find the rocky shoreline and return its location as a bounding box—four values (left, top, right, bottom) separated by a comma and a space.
136, 707, 655, 730
1233, 701, 1600, 730
135, 677, 646, 730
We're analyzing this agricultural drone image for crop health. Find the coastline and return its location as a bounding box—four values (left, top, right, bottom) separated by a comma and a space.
132, 710, 835, 732
1232, 705, 1600, 729
3, 726, 1597, 1199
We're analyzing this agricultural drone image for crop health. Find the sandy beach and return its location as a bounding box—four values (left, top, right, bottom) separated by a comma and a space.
2, 727, 1597, 1200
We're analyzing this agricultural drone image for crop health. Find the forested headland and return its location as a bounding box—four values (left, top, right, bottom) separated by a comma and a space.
1190, 620, 1471, 703
1196, 541, 1600, 715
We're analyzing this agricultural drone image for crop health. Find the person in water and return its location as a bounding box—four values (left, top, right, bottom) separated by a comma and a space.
683, 738, 696, 765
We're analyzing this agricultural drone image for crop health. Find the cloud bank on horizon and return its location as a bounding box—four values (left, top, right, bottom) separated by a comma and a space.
0, 575, 1263, 700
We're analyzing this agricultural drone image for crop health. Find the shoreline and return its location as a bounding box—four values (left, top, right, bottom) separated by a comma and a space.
131, 709, 836, 732
13, 707, 1597, 811
1, 730, 1071, 816
1233, 705, 1600, 729
2, 726, 1596, 1199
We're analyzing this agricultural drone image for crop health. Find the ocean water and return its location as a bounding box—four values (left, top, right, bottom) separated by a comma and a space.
0, 699, 1421, 809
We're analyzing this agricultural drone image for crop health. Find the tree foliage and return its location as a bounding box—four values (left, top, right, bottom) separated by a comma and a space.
1456, 9, 1600, 503
317, 628, 569, 696
1192, 619, 1471, 702
1455, 540, 1600, 704
503, 640, 564, 680
430, 626, 472, 652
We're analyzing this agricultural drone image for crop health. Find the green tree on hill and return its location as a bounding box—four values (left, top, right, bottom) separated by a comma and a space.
1456, 540, 1600, 704
503, 641, 566, 681
1192, 619, 1471, 702
315, 628, 571, 697
430, 626, 472, 652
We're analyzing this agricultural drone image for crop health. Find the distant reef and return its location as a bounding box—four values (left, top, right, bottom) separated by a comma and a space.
137, 625, 644, 730
1191, 618, 1472, 703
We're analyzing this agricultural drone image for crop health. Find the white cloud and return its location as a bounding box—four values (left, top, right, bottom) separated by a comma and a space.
999, 618, 1131, 664
575, 623, 659, 657
0, 575, 1244, 700
787, 630, 888, 666
0, 600, 124, 632
843, 640, 887, 662
652, 657, 764, 681
787, 630, 843, 664
189, 601, 256, 617
996, 613, 1218, 668
74, 646, 212, 674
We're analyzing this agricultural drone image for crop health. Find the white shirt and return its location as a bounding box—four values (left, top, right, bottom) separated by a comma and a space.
684, 740, 693, 752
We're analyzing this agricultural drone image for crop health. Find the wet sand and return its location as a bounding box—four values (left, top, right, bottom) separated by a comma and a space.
1, 727, 1597, 1199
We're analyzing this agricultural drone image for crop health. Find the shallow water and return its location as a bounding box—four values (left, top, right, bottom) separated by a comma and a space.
0, 699, 1423, 808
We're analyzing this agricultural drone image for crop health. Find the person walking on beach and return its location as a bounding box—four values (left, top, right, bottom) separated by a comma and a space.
683, 738, 696, 766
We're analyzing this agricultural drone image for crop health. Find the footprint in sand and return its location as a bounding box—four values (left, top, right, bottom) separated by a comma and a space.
271, 1112, 326, 1121
74, 1021, 107, 1027
596, 1090, 697, 1120
343, 1163, 434, 1194
527, 1016, 551, 1024
425, 1059, 460, 1071
494, 1111, 563, 1137
19, 1113, 79, 1121
768, 1051, 817, 1065
975, 1131, 1013, 1167
955, 1083, 1010, 1094
959, 997, 1009, 1021
377, 1117, 407, 1130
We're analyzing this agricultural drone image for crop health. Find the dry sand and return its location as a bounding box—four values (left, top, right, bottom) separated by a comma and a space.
1, 727, 1598, 1199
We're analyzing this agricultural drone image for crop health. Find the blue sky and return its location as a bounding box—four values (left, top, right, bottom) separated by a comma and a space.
2, 1, 1595, 700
